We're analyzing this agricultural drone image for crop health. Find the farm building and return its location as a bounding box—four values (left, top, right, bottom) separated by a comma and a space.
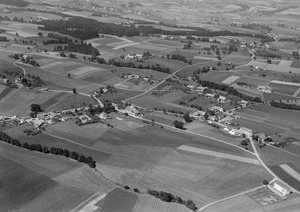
240, 100, 248, 107
125, 105, 140, 116
186, 84, 195, 90
196, 86, 208, 93
240, 127, 253, 137
79, 115, 91, 124
206, 93, 216, 98
269, 180, 291, 197
190, 110, 206, 120
217, 96, 226, 103
210, 106, 224, 113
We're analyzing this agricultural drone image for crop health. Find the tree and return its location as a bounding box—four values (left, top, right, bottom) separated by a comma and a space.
173, 120, 184, 129
183, 112, 193, 123
241, 140, 248, 146
38, 32, 43, 37
30, 104, 42, 113
263, 179, 269, 185
73, 88, 77, 94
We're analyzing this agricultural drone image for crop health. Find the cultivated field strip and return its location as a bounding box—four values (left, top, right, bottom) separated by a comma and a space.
221, 75, 241, 84
177, 145, 260, 165
279, 164, 300, 181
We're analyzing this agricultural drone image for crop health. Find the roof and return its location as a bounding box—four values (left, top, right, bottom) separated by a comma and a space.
272, 180, 291, 192
240, 127, 252, 133
218, 96, 226, 101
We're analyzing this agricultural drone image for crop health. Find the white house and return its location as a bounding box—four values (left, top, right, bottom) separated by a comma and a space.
190, 110, 206, 120
240, 100, 248, 107
197, 86, 208, 93
125, 106, 140, 116
136, 53, 143, 59
126, 54, 135, 59
206, 93, 216, 98
210, 106, 224, 113
187, 84, 195, 90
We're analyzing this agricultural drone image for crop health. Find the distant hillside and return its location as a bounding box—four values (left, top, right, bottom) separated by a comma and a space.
0, 0, 29, 7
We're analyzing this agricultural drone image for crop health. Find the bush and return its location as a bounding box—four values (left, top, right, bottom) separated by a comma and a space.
124, 185, 130, 190
241, 140, 248, 146
133, 188, 139, 193
263, 179, 269, 185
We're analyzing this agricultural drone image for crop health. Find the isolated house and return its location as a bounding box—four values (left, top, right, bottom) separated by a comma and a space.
240, 100, 248, 107
126, 54, 135, 59
197, 86, 208, 94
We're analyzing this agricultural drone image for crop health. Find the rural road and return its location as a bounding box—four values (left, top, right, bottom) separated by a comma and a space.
125, 60, 214, 101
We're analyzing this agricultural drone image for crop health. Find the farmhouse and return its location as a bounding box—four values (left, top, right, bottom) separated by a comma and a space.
26, 118, 44, 128
196, 86, 208, 93
210, 106, 224, 113
229, 128, 243, 137
79, 115, 91, 124
125, 54, 135, 59
190, 110, 206, 120
186, 84, 195, 90
217, 95, 226, 103
269, 180, 291, 197
206, 93, 216, 98
240, 127, 253, 137
240, 100, 248, 107
125, 105, 140, 116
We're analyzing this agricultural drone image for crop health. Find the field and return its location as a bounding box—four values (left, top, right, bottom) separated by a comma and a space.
133, 195, 191, 212
101, 188, 138, 212
268, 82, 300, 96
0, 143, 101, 212
0, 88, 60, 116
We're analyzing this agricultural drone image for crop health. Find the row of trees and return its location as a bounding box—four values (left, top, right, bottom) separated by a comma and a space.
0, 0, 29, 7
197, 79, 262, 103
270, 101, 300, 111
0, 131, 96, 168
170, 54, 188, 63
91, 57, 171, 74
147, 189, 197, 211
36, 16, 273, 41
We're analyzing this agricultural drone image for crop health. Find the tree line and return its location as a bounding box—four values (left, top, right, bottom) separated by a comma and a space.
0, 131, 96, 168
90, 57, 171, 74
0, 0, 29, 7
197, 79, 262, 103
270, 101, 300, 111
147, 189, 198, 211
36, 16, 273, 41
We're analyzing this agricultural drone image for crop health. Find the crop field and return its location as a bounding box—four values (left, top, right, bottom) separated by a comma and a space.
17, 64, 102, 93
221, 75, 240, 84
0, 89, 59, 116
232, 118, 287, 136
291, 60, 300, 68
234, 76, 271, 86
197, 71, 236, 83
268, 82, 300, 96
101, 188, 138, 212
0, 86, 12, 100
0, 145, 93, 212
269, 166, 300, 191
247, 104, 300, 126
278, 60, 293, 67
263, 93, 298, 102
46, 93, 96, 111
147, 39, 183, 47
133, 195, 191, 212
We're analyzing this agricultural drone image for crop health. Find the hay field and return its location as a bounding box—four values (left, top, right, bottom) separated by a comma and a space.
279, 60, 293, 67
